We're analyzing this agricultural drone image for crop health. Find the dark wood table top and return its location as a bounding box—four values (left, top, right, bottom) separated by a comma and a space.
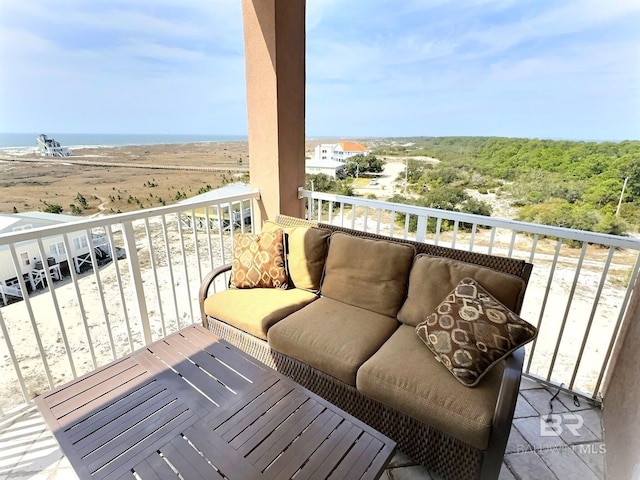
35, 324, 396, 480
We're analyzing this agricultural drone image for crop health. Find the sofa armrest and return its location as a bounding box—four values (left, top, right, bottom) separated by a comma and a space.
199, 263, 232, 328
480, 347, 525, 479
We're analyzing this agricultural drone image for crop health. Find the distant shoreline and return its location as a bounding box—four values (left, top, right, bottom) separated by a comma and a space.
0, 133, 248, 150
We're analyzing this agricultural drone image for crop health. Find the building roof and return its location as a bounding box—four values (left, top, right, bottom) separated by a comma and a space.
0, 211, 80, 234
179, 183, 251, 203
305, 160, 345, 169
339, 141, 368, 152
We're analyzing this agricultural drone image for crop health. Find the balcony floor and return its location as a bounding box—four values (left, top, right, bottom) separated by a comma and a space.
0, 377, 605, 480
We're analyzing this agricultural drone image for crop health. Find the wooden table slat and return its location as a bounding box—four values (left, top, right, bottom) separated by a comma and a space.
212, 381, 294, 439
50, 363, 148, 420
133, 454, 181, 479
291, 421, 361, 480
147, 339, 235, 406
180, 326, 269, 378
68, 382, 171, 444
249, 402, 329, 469
182, 423, 261, 480
159, 435, 215, 480
42, 357, 137, 409
84, 401, 190, 474
260, 409, 343, 480
229, 391, 310, 450
327, 433, 376, 480
97, 408, 196, 480
75, 388, 180, 457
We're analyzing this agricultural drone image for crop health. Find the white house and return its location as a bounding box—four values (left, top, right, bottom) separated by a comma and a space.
313, 141, 369, 163
0, 212, 105, 304
305, 159, 345, 179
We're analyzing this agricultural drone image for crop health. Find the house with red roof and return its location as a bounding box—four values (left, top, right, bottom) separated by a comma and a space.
313, 141, 369, 163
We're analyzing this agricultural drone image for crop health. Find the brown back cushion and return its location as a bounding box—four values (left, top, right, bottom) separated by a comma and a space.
262, 221, 330, 291
397, 254, 527, 327
321, 232, 415, 317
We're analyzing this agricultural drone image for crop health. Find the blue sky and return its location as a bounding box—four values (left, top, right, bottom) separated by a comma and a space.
0, 1, 638, 140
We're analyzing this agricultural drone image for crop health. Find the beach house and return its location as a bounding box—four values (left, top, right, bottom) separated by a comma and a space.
313, 141, 369, 163
0, 212, 109, 305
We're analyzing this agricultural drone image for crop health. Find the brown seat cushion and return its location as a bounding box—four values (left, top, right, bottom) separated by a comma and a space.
397, 254, 527, 327
356, 324, 504, 450
262, 221, 330, 291
320, 232, 415, 317
203, 288, 318, 340
267, 297, 399, 385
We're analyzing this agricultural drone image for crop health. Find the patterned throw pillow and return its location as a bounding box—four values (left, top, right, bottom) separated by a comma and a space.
230, 229, 288, 289
416, 277, 537, 387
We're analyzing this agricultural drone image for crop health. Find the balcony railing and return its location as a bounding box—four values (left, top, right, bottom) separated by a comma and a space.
301, 189, 640, 401
1, 188, 637, 415
0, 190, 260, 414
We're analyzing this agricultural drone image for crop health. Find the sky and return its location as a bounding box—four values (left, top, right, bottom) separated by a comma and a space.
0, 0, 639, 141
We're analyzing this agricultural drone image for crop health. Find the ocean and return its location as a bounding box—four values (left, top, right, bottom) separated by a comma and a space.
0, 133, 247, 149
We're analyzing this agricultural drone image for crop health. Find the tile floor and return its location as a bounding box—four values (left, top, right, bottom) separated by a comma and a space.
0, 376, 605, 480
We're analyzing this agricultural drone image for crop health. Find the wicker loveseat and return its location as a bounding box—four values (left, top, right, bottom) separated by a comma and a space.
199, 215, 533, 480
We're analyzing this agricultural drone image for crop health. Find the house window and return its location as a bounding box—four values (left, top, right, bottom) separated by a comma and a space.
49, 242, 65, 256
73, 236, 88, 250
20, 252, 30, 266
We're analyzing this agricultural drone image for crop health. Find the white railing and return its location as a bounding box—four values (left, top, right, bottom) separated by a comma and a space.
1, 187, 637, 414
0, 190, 260, 414
302, 190, 640, 401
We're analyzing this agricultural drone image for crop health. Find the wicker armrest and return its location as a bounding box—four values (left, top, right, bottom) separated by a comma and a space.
480, 347, 525, 479
199, 263, 232, 327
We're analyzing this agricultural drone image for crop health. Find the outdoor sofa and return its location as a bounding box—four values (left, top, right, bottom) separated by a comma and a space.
199, 215, 536, 480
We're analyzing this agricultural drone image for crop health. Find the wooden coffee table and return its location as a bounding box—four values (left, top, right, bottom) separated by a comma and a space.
35, 325, 396, 479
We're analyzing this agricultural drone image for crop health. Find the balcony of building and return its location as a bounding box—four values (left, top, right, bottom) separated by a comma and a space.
0, 189, 635, 479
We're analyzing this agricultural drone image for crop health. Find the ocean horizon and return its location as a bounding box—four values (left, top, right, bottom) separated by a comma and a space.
0, 133, 248, 149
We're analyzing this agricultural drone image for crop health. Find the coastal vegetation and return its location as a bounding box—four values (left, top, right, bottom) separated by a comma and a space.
373, 137, 640, 236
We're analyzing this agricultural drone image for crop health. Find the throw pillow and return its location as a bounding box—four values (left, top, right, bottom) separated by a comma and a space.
230, 229, 288, 289
416, 277, 537, 387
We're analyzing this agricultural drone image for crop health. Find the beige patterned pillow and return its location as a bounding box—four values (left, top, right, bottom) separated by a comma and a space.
416, 277, 537, 387
230, 230, 288, 289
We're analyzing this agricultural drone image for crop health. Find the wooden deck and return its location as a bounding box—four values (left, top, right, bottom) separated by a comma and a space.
34, 325, 396, 480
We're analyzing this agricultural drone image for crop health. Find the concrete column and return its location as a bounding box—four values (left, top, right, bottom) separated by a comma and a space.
242, 0, 306, 224
602, 276, 640, 480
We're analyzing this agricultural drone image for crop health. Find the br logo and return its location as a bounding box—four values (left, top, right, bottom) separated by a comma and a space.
540, 413, 584, 437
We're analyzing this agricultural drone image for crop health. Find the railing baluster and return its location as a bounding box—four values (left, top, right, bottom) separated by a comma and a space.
547, 242, 588, 381
144, 217, 167, 339
190, 208, 203, 282
526, 238, 563, 374
570, 247, 615, 389
8, 244, 54, 389
375, 209, 382, 235
529, 235, 538, 263
121, 222, 151, 347
416, 215, 427, 243
434, 218, 442, 245
451, 221, 459, 248
204, 205, 215, 272
0, 308, 30, 403
160, 214, 181, 331
403, 213, 410, 239
105, 225, 134, 352
61, 233, 97, 369
508, 231, 517, 258
176, 212, 195, 324
488, 227, 496, 255
469, 224, 477, 252
35, 237, 76, 378
594, 252, 640, 396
